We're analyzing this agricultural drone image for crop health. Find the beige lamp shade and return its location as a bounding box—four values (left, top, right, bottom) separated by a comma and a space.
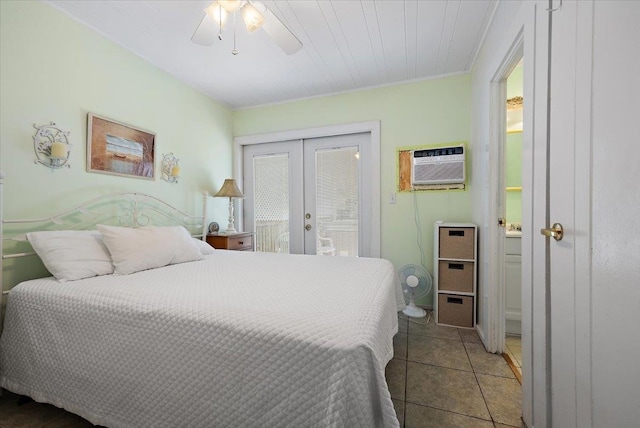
214, 179, 245, 198
214, 178, 244, 234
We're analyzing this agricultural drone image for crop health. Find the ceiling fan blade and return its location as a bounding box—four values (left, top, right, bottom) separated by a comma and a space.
261, 8, 302, 55
191, 14, 218, 46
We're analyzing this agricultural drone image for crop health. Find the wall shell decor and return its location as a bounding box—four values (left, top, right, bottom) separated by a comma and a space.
33, 122, 71, 169
161, 153, 180, 183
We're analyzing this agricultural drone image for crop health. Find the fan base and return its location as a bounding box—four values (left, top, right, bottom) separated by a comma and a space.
402, 305, 427, 318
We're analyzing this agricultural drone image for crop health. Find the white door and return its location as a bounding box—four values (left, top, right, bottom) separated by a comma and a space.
244, 133, 373, 257
303, 134, 370, 257
243, 141, 304, 254
546, 1, 640, 426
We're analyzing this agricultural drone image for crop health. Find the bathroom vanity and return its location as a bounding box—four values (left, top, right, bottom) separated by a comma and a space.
505, 232, 522, 335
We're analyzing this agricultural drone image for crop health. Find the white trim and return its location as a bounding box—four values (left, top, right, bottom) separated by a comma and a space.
234, 121, 381, 257
487, 33, 524, 355
524, 2, 551, 427
483, 2, 549, 427
234, 120, 380, 146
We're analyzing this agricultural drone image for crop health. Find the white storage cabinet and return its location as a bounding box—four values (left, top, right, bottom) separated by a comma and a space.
434, 222, 477, 328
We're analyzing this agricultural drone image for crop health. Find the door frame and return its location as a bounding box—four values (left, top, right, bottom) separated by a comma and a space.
485, 2, 550, 427
234, 121, 381, 257
487, 37, 523, 356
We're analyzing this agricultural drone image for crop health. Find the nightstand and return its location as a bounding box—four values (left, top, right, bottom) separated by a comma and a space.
206, 232, 254, 251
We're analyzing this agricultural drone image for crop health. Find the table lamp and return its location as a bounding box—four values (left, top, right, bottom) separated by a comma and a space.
214, 178, 245, 234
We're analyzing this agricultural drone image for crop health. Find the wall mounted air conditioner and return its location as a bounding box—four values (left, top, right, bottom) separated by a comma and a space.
411, 145, 465, 185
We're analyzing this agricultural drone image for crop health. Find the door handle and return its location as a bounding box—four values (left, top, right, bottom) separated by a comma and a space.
540, 223, 563, 241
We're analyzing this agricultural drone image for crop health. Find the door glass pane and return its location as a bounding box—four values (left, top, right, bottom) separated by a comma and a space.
315, 147, 359, 256
253, 154, 290, 253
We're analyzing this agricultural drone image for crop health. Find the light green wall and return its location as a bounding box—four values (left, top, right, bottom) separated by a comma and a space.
1, 0, 473, 308
507, 61, 523, 99
506, 62, 523, 224
506, 132, 522, 223
0, 1, 233, 288
0, 0, 234, 221
234, 75, 472, 306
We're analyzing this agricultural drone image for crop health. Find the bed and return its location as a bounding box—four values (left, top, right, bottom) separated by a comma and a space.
0, 188, 403, 427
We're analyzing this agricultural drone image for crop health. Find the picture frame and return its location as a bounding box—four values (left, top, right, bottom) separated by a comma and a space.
87, 113, 156, 179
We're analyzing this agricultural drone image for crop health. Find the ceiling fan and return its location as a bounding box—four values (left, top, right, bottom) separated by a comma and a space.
191, 0, 303, 55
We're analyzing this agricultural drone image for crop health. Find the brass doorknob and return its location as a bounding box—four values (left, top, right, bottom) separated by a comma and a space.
540, 223, 563, 241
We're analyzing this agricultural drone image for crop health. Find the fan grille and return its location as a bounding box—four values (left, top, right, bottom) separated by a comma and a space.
398, 264, 433, 302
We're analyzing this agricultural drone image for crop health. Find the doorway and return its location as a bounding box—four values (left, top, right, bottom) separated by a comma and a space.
239, 125, 379, 258
504, 60, 524, 379
486, 26, 528, 425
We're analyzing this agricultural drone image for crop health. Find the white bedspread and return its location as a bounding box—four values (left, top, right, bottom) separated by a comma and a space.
0, 251, 403, 427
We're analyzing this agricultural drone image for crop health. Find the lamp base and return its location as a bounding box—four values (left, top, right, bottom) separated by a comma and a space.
225, 198, 237, 234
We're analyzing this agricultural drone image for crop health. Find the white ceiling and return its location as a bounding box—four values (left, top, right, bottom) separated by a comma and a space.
48, 0, 497, 109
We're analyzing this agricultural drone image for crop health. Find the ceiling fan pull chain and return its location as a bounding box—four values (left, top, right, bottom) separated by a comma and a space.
232, 11, 238, 55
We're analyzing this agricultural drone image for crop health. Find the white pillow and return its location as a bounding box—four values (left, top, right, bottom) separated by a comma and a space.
97, 225, 203, 275
193, 237, 216, 255
27, 230, 114, 282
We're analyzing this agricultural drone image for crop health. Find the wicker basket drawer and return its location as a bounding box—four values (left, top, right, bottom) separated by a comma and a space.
438, 294, 474, 328
439, 227, 475, 259
438, 260, 474, 293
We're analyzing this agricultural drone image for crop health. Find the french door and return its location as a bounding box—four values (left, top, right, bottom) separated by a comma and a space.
243, 133, 372, 257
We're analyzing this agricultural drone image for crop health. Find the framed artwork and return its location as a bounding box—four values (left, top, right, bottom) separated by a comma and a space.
87, 113, 156, 179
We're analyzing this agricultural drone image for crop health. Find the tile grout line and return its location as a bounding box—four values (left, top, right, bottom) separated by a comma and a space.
399, 314, 522, 426
403, 356, 518, 379
404, 316, 497, 424
403, 399, 497, 424
463, 339, 497, 426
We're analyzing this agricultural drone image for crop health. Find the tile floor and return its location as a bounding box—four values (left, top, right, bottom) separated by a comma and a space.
0, 312, 523, 428
387, 312, 524, 427
0, 392, 95, 427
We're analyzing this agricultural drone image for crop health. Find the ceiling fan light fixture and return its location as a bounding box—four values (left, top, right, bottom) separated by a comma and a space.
204, 2, 228, 28
241, 2, 265, 32
218, 0, 242, 13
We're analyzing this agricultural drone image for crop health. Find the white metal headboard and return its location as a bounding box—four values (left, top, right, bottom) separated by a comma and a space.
0, 174, 209, 306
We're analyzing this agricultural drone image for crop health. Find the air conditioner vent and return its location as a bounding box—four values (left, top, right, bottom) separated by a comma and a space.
411, 145, 465, 185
